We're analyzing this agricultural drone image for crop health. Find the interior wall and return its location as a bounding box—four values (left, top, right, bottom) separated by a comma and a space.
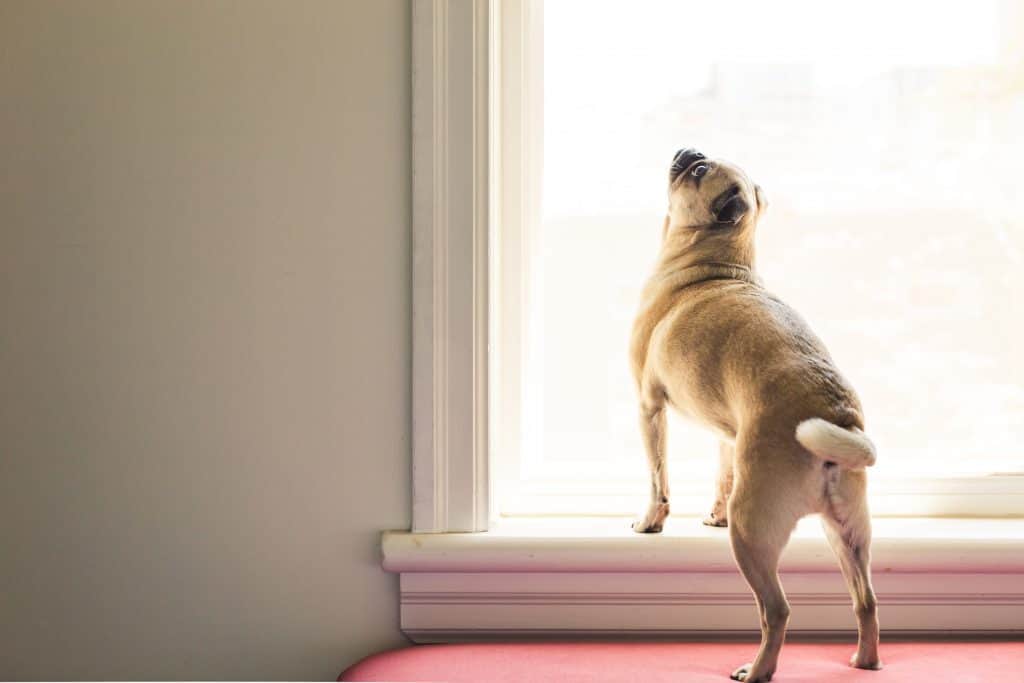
0, 1, 411, 679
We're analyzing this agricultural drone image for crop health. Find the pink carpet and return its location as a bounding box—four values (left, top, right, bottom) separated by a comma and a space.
340, 642, 1024, 682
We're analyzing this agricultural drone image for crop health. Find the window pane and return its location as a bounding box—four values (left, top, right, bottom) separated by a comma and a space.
521, 0, 1024, 506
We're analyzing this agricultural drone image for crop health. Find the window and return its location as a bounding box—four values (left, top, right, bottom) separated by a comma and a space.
398, 0, 1024, 641
494, 0, 1024, 519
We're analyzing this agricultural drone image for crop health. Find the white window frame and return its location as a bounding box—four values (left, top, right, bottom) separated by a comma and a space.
398, 0, 1024, 641
411, 0, 491, 533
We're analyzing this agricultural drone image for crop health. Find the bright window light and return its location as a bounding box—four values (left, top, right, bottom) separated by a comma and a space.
502, 0, 1024, 516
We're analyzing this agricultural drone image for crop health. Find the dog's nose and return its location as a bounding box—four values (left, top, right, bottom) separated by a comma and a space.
671, 148, 705, 178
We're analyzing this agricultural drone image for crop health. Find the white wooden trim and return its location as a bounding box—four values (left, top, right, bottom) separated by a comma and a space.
384, 518, 1024, 639
383, 519, 1024, 574
489, 0, 545, 526
412, 0, 491, 532
399, 571, 1024, 642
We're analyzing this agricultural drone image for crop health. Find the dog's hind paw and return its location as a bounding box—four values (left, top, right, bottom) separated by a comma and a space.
850, 653, 883, 670
731, 663, 772, 682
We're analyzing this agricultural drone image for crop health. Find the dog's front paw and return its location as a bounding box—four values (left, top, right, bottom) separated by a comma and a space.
703, 497, 728, 527
631, 501, 669, 533
702, 510, 727, 527
850, 652, 883, 670
731, 663, 772, 682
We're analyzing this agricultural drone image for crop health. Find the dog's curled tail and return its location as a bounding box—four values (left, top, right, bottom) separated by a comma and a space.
795, 418, 877, 469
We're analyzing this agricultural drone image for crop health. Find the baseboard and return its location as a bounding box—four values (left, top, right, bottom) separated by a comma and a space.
398, 570, 1024, 642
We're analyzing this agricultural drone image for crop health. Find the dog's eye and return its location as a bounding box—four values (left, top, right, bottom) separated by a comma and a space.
692, 164, 708, 178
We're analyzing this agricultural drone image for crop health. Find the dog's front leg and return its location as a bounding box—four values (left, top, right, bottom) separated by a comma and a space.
632, 400, 669, 533
704, 441, 734, 527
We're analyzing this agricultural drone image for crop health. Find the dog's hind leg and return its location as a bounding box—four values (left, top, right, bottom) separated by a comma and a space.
632, 396, 669, 533
704, 441, 734, 527
821, 468, 882, 670
728, 469, 802, 682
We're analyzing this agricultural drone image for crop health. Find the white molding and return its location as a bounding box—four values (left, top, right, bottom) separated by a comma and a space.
412, 0, 490, 532
384, 518, 1024, 639
383, 521, 1024, 574
399, 572, 1024, 642
489, 0, 545, 522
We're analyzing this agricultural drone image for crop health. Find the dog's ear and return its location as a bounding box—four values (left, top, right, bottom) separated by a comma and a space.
754, 184, 768, 216
715, 195, 749, 225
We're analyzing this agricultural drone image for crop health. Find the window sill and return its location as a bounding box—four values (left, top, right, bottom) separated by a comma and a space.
384, 516, 1024, 573
382, 517, 1024, 641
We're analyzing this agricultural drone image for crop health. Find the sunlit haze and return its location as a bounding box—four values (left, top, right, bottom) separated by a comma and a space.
509, 0, 1024, 514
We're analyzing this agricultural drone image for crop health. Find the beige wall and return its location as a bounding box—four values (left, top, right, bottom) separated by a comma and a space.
0, 1, 410, 679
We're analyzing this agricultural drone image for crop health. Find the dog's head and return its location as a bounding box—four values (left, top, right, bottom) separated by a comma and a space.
664, 148, 767, 241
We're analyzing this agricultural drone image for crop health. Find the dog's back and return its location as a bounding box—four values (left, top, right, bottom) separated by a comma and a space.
640, 279, 865, 443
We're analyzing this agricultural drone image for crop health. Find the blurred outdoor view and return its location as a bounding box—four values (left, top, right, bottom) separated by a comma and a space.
507, 0, 1024, 515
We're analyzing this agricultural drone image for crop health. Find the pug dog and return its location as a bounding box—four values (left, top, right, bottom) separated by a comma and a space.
629, 149, 881, 682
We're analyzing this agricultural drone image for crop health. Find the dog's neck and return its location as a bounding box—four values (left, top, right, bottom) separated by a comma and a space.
648, 223, 760, 294
630, 221, 760, 382
654, 261, 761, 293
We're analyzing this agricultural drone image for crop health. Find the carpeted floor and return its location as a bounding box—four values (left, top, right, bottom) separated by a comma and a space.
340, 641, 1024, 682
